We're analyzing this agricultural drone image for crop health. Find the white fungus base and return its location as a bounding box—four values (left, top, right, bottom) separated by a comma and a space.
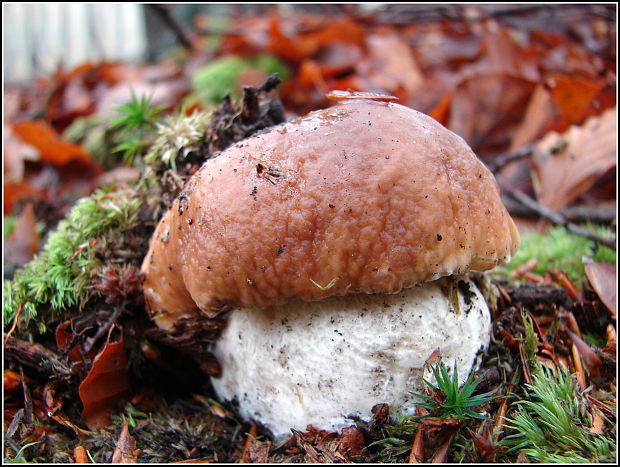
210, 276, 491, 440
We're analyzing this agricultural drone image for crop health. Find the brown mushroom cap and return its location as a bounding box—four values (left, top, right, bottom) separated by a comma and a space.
142, 100, 519, 329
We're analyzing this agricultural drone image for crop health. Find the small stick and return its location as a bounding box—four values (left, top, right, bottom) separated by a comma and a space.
240, 422, 257, 463
571, 344, 587, 391
487, 144, 535, 173
496, 174, 616, 250
3, 302, 23, 349
408, 425, 425, 463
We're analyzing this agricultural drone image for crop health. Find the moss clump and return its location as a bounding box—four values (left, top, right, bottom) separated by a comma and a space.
501, 224, 616, 283
3, 187, 141, 334
501, 365, 616, 462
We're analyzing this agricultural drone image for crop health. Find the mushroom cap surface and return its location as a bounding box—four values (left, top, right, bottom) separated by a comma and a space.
141, 100, 519, 328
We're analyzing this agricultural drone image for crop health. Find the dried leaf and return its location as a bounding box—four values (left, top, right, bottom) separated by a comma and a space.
3, 181, 44, 215
112, 419, 138, 463
584, 262, 616, 319
4, 203, 40, 270
247, 440, 271, 463
338, 426, 365, 457
79, 324, 130, 430
4, 370, 22, 393
533, 107, 616, 210
468, 425, 496, 463
3, 124, 40, 183
447, 74, 536, 158
74, 445, 90, 464
564, 328, 602, 378
12, 120, 92, 166
547, 72, 607, 125
356, 32, 424, 99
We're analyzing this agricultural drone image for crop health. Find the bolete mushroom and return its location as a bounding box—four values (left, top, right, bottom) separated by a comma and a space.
141, 96, 520, 439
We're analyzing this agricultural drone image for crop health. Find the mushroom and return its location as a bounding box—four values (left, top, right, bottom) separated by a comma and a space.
141, 96, 520, 439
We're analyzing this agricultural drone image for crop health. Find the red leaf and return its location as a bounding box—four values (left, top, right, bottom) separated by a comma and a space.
79, 325, 130, 430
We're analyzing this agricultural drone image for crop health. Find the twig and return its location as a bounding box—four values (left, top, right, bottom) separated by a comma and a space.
408, 425, 425, 463
82, 301, 125, 355
4, 336, 73, 378
19, 366, 35, 437
146, 5, 197, 50
3, 302, 23, 349
240, 422, 257, 463
487, 144, 535, 174
496, 174, 616, 250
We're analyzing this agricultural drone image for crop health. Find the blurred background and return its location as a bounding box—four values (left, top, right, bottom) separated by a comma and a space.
3, 3, 617, 236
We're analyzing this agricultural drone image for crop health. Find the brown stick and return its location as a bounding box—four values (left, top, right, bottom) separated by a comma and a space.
408, 425, 425, 463
496, 174, 616, 250
4, 336, 73, 378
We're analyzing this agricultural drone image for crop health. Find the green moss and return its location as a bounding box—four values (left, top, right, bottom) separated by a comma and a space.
191, 54, 288, 106
4, 215, 17, 238
500, 225, 616, 283
501, 365, 616, 463
3, 188, 141, 334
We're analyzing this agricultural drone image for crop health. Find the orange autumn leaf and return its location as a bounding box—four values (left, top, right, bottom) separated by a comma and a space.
3, 181, 44, 214
12, 120, 92, 166
547, 72, 607, 126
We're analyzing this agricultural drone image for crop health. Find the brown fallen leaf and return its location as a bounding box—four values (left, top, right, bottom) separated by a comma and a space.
112, 419, 138, 463
79, 324, 130, 430
4, 203, 40, 271
532, 107, 617, 210
584, 262, 616, 319
468, 424, 496, 463
564, 328, 602, 379
356, 31, 424, 100
3, 124, 40, 183
446, 74, 536, 158
338, 426, 365, 458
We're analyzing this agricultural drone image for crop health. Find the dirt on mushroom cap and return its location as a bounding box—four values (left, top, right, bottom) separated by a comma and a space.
141, 99, 520, 328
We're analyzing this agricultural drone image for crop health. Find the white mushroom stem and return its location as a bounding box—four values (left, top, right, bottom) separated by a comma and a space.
210, 275, 491, 440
